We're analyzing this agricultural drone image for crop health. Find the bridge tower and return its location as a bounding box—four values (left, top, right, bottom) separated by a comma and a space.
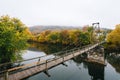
92, 22, 100, 32
92, 22, 101, 40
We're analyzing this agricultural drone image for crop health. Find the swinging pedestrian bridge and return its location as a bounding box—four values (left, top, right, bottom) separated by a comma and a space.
0, 41, 105, 80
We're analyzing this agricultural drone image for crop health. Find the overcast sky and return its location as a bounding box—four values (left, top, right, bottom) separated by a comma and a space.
0, 0, 120, 29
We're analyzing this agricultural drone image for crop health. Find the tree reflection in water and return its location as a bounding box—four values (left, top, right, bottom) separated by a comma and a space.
107, 53, 120, 73
28, 42, 75, 55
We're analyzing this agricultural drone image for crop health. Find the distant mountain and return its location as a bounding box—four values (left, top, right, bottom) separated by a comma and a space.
29, 25, 82, 34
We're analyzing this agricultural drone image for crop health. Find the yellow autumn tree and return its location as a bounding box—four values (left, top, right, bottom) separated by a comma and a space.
107, 24, 120, 49
0, 15, 30, 63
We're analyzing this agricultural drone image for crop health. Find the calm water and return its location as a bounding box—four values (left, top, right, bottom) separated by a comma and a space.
22, 43, 120, 80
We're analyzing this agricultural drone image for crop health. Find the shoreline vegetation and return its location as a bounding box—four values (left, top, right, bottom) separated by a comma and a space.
29, 24, 120, 52
28, 26, 108, 51
0, 15, 120, 63
105, 24, 120, 52
29, 29, 94, 46
0, 15, 31, 63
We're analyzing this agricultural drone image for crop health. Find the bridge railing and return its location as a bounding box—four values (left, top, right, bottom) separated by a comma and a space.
0, 42, 99, 70
0, 41, 105, 79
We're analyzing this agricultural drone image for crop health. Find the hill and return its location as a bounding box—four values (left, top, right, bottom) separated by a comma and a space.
29, 25, 82, 34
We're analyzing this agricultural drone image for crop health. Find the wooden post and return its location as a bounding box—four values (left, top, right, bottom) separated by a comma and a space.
54, 54, 58, 63
63, 56, 64, 62
4, 70, 9, 80
66, 50, 67, 56
55, 54, 56, 59
88, 45, 90, 51
73, 50, 75, 57
37, 58, 41, 65
45, 60, 48, 70
55, 54, 58, 60
79, 49, 81, 54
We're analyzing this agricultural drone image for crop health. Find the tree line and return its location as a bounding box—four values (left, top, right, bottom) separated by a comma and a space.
30, 27, 98, 46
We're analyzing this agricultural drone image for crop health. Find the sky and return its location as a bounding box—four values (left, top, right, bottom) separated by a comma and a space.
0, 0, 120, 29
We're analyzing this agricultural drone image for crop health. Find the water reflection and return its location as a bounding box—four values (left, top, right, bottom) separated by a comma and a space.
73, 55, 105, 80
87, 62, 105, 80
28, 42, 75, 55
107, 53, 120, 73
24, 43, 120, 80
1, 42, 120, 80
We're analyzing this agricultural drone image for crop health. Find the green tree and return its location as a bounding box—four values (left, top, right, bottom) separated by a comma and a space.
0, 15, 30, 63
79, 32, 90, 45
46, 31, 60, 43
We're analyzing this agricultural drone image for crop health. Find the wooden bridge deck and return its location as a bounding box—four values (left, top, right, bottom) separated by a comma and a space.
0, 42, 105, 80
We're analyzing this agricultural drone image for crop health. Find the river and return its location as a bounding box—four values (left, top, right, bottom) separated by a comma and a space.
22, 42, 120, 80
